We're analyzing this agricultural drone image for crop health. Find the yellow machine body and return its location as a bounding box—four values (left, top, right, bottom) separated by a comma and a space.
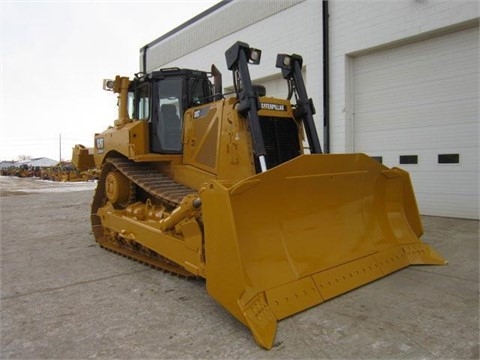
72, 144, 95, 171
77, 42, 446, 349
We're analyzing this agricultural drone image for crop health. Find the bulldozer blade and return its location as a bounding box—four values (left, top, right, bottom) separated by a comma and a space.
201, 153, 446, 349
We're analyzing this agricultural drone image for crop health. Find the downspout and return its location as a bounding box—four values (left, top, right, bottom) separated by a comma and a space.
141, 44, 148, 73
322, 0, 330, 153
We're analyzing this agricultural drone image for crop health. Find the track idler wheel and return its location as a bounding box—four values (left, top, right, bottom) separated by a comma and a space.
105, 170, 132, 208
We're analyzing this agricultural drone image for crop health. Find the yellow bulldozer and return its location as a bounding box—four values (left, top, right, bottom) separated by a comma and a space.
73, 41, 446, 349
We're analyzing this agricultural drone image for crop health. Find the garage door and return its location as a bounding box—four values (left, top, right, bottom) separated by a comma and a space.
353, 26, 479, 219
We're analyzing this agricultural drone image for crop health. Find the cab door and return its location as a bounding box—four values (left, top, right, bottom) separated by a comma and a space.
151, 77, 184, 153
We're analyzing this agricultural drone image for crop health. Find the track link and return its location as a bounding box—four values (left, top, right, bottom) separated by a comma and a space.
97, 237, 195, 278
106, 158, 195, 205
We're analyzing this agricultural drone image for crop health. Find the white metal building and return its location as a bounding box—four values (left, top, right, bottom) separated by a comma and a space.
14, 157, 58, 168
141, 0, 479, 219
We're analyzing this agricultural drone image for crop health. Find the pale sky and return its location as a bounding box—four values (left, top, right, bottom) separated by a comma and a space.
0, 0, 221, 161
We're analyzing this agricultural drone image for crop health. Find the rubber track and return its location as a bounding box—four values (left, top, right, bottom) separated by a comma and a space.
106, 157, 196, 205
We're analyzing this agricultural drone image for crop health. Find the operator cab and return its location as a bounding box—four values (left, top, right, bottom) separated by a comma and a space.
128, 68, 214, 154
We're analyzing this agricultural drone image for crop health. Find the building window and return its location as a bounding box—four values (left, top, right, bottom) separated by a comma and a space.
371, 156, 383, 164
399, 155, 418, 164
438, 154, 460, 164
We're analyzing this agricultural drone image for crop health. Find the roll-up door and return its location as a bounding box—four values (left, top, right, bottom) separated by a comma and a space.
352, 26, 479, 219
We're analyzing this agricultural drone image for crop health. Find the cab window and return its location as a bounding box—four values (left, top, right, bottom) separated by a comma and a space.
127, 83, 150, 120
151, 77, 183, 153
135, 83, 150, 120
